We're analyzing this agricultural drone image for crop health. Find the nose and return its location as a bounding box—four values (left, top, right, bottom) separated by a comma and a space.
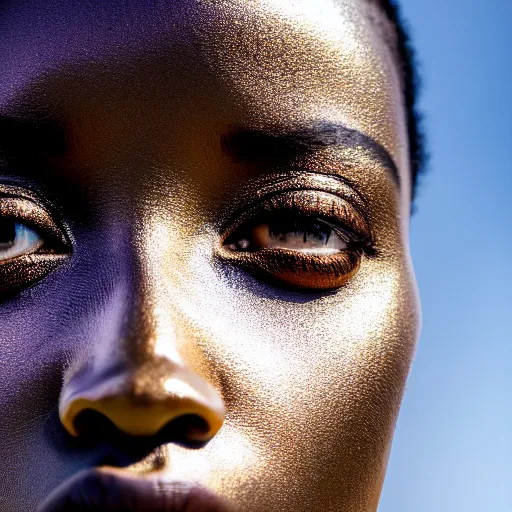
59, 359, 225, 444
58, 218, 226, 447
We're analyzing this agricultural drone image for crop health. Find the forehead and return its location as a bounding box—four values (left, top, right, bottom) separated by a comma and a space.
0, 0, 410, 199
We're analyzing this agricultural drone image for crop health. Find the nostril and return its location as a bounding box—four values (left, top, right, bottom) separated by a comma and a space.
73, 409, 120, 443
60, 369, 225, 441
73, 409, 213, 449
158, 414, 211, 448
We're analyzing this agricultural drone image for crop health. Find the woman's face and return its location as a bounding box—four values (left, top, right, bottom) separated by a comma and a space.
0, 0, 419, 511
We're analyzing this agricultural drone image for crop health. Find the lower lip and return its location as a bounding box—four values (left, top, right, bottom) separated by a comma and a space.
37, 468, 234, 512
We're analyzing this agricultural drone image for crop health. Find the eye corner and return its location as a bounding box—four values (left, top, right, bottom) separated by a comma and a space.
356, 236, 378, 258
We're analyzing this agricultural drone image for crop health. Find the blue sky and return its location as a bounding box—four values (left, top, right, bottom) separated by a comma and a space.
379, 1, 512, 510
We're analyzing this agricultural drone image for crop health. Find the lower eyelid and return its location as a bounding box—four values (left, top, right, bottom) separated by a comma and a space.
216, 245, 362, 291
0, 253, 69, 295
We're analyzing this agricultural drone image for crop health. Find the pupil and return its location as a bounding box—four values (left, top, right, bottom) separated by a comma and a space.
0, 219, 16, 249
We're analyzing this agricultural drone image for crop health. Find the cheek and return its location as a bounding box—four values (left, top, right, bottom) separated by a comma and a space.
0, 228, 130, 431
164, 241, 419, 508
184, 247, 418, 408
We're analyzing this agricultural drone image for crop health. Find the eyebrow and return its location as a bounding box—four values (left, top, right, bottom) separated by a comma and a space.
0, 115, 68, 163
222, 122, 400, 187
0, 116, 400, 189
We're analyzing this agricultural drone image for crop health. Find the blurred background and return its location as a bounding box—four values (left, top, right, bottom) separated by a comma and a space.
379, 0, 511, 510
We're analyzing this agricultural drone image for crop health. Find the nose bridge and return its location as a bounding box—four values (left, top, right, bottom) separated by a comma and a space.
120, 282, 184, 367
59, 241, 225, 441
105, 213, 192, 366
121, 207, 195, 364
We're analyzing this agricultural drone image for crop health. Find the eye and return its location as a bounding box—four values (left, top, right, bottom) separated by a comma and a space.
218, 190, 373, 291
0, 220, 43, 261
0, 192, 71, 295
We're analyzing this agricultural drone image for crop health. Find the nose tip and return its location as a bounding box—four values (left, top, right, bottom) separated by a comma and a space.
59, 367, 225, 444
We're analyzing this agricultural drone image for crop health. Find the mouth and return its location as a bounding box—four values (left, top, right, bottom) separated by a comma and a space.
37, 467, 235, 512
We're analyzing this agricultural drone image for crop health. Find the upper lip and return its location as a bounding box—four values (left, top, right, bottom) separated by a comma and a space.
37, 468, 235, 512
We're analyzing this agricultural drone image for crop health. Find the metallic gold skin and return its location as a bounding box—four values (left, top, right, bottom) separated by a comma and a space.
0, 1, 420, 511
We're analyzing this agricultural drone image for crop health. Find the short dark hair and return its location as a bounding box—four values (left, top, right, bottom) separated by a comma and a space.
366, 0, 426, 202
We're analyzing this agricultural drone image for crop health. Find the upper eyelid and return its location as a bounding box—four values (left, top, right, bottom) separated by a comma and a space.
221, 172, 371, 226
0, 185, 70, 245
0, 182, 58, 211
253, 172, 368, 206
217, 171, 371, 227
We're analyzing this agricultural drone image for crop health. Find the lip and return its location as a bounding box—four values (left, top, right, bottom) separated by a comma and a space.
37, 468, 235, 512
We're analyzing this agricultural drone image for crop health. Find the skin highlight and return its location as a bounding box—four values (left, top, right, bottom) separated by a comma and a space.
0, 1, 420, 511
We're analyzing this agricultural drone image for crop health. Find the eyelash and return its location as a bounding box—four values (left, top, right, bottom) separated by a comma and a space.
217, 189, 374, 291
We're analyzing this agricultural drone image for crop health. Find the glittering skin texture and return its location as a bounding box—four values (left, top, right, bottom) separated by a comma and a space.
0, 1, 420, 511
